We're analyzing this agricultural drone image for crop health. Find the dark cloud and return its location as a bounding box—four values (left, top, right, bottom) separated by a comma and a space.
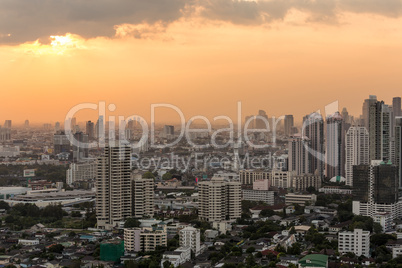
1, 0, 402, 45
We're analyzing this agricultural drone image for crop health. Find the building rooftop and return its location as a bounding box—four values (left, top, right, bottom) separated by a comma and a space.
299, 254, 328, 267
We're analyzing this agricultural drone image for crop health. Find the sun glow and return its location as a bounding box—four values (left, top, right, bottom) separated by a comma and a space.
19, 33, 85, 55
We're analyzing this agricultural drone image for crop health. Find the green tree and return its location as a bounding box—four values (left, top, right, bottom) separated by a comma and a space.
124, 218, 141, 228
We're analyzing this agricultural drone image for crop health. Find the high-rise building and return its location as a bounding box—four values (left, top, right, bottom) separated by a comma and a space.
24, 120, 29, 129
95, 116, 105, 142
353, 160, 399, 218
3, 120, 12, 129
53, 131, 71, 155
338, 229, 370, 257
302, 112, 324, 177
131, 174, 154, 218
325, 112, 345, 179
393, 97, 402, 117
72, 132, 89, 162
198, 177, 241, 222
369, 101, 391, 161
395, 117, 402, 188
284, 115, 294, 136
179, 227, 201, 256
255, 110, 268, 129
163, 125, 174, 137
96, 145, 132, 229
345, 126, 369, 186
362, 95, 377, 131
288, 134, 310, 176
86, 121, 95, 140
55, 122, 61, 132
0, 127, 11, 141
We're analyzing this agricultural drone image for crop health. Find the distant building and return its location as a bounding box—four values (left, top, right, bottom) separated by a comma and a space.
53, 131, 71, 155
338, 229, 370, 257
253, 179, 269, 190
271, 170, 292, 188
284, 115, 294, 136
325, 112, 345, 179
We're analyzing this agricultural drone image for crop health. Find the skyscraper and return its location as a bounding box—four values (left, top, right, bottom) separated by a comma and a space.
198, 177, 241, 222
345, 126, 369, 186
96, 145, 131, 229
72, 132, 89, 162
288, 134, 310, 175
369, 101, 391, 161
3, 120, 11, 129
86, 121, 95, 140
393, 97, 402, 117
284, 115, 294, 136
395, 117, 402, 188
325, 112, 344, 179
302, 112, 324, 177
362, 95, 377, 131
255, 110, 268, 129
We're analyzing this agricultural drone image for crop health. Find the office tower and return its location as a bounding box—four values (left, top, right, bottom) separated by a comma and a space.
131, 174, 154, 218
288, 134, 310, 175
284, 115, 294, 136
3, 120, 11, 129
71, 117, 77, 128
96, 145, 131, 229
345, 126, 369, 186
369, 101, 391, 161
362, 95, 377, 131
53, 131, 71, 154
302, 112, 324, 177
271, 170, 292, 188
338, 229, 370, 257
395, 117, 402, 188
72, 132, 89, 162
179, 227, 201, 256
86, 121, 95, 140
353, 160, 399, 218
198, 177, 241, 222
325, 112, 345, 179
393, 97, 402, 117
24, 120, 29, 129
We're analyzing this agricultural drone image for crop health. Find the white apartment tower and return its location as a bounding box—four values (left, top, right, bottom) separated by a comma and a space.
132, 174, 155, 218
96, 145, 132, 229
345, 126, 369, 186
198, 177, 241, 222
179, 227, 201, 256
338, 229, 370, 257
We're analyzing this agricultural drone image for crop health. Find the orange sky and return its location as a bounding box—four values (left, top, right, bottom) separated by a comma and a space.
1, 9, 402, 125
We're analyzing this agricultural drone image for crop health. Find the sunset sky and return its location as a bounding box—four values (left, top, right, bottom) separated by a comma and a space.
1, 0, 402, 125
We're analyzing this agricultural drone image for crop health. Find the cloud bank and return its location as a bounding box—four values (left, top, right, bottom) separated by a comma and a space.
1, 0, 402, 44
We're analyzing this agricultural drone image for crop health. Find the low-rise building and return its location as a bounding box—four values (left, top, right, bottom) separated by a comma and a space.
242, 189, 274, 205
338, 229, 370, 257
285, 193, 316, 206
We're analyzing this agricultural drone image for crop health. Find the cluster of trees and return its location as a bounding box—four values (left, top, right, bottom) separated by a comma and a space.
0, 164, 67, 184
305, 226, 337, 251
242, 220, 283, 240
4, 204, 67, 230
